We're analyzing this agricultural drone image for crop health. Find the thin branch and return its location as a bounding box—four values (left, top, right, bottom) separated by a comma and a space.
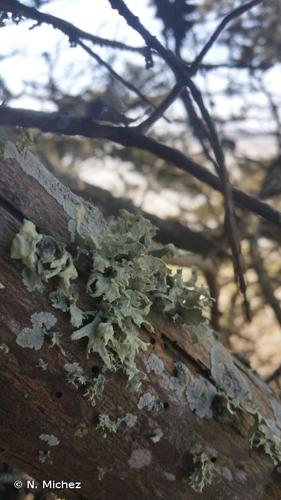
107, 0, 255, 318
136, 82, 183, 132
180, 88, 217, 168
107, 0, 189, 79
0, 0, 159, 113
0, 0, 147, 55
0, 106, 281, 229
187, 79, 250, 320
77, 40, 155, 111
190, 0, 265, 74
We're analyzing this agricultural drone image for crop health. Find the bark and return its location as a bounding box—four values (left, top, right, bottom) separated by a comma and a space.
0, 128, 281, 500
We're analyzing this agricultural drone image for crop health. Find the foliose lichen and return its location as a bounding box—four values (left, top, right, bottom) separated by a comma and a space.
186, 375, 217, 419
96, 414, 121, 437
16, 312, 57, 351
188, 452, 215, 492
39, 434, 60, 447
149, 427, 163, 443
38, 450, 52, 465
248, 410, 281, 465
144, 353, 164, 375
97, 466, 106, 481
36, 358, 48, 371
137, 391, 157, 411
64, 362, 105, 407
0, 342, 9, 354
210, 341, 252, 413
11, 211, 211, 383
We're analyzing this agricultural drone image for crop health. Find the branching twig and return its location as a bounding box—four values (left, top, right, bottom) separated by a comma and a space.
136, 82, 183, 131
107, 0, 259, 319
0, 0, 160, 113
190, 0, 265, 74
77, 40, 155, 111
187, 79, 250, 319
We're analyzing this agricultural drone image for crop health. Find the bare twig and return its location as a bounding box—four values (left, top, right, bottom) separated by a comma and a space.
180, 89, 217, 168
190, 0, 265, 74
0, 0, 160, 113
77, 40, 155, 111
0, 106, 281, 229
136, 82, 183, 132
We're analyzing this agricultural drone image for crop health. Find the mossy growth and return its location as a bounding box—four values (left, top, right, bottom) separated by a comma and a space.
11, 209, 211, 383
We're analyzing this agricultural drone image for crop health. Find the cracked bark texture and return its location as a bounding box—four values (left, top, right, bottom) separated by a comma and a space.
0, 127, 281, 500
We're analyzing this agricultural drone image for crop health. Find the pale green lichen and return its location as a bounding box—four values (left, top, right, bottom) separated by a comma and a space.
97, 414, 121, 436
97, 466, 106, 481
11, 220, 78, 296
64, 362, 87, 386
248, 410, 281, 465
38, 450, 52, 465
64, 362, 105, 407
16, 312, 57, 351
97, 412, 138, 437
39, 434, 60, 447
36, 358, 48, 371
0, 342, 9, 354
0, 281, 5, 289
149, 427, 163, 443
189, 452, 215, 492
11, 210, 211, 382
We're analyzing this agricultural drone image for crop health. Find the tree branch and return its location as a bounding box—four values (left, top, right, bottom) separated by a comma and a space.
1, 128, 281, 499
0, 0, 147, 55
0, 106, 281, 228
190, 0, 265, 74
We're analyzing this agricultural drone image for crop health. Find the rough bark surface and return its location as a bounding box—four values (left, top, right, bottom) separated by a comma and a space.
0, 128, 281, 500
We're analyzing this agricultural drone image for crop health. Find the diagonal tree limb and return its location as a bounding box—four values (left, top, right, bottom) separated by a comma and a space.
190, 0, 265, 74
0, 106, 281, 229
77, 40, 156, 112
136, 82, 183, 132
